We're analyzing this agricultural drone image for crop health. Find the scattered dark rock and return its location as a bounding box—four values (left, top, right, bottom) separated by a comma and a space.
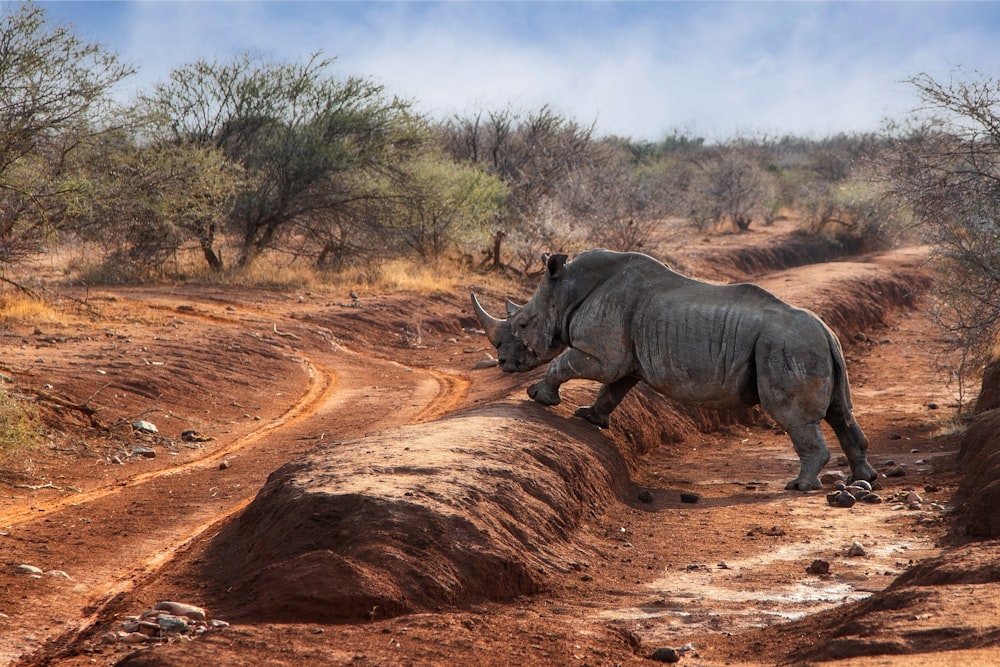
679, 492, 700, 504
638, 489, 654, 503
885, 465, 906, 478
806, 559, 830, 575
650, 646, 680, 663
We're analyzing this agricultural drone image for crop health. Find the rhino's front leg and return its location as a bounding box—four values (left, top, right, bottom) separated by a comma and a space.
527, 348, 619, 408
575, 375, 640, 428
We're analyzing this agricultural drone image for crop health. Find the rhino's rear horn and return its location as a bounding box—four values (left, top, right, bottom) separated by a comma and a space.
471, 292, 504, 347
505, 299, 523, 318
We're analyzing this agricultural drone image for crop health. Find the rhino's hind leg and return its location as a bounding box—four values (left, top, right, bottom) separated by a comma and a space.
575, 375, 640, 428
783, 422, 831, 491
826, 413, 877, 483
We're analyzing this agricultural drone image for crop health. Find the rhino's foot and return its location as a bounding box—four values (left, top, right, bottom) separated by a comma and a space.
575, 405, 610, 429
848, 461, 878, 484
785, 476, 822, 492
528, 381, 561, 406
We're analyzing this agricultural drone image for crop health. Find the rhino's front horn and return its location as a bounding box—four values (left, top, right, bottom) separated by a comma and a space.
471, 292, 504, 347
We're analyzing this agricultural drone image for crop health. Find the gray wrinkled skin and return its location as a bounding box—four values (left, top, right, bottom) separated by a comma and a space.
471, 249, 876, 491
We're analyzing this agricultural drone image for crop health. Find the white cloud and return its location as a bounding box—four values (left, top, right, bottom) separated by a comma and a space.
39, 1, 1000, 141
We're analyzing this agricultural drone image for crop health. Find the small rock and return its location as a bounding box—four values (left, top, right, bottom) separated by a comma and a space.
830, 491, 856, 508
889, 433, 902, 440
154, 601, 207, 621
927, 402, 939, 410
679, 492, 700, 504
219, 460, 230, 470
862, 493, 883, 504
181, 429, 214, 442
132, 420, 158, 434
806, 559, 830, 575
650, 647, 680, 663
137, 621, 160, 636
847, 542, 866, 557
638, 489, 654, 503
17, 564, 43, 575
210, 619, 230, 629
121, 632, 149, 645
157, 614, 190, 633
852, 479, 873, 491
884, 465, 906, 478
925, 484, 941, 493
99, 632, 118, 645
44, 570, 70, 579
820, 471, 845, 485
131, 445, 156, 459
472, 354, 499, 370
906, 491, 923, 505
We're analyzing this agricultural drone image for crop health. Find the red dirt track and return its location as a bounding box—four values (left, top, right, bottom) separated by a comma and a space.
2, 224, 998, 666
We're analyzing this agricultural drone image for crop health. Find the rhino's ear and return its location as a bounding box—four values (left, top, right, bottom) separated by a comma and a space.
505, 299, 523, 318
546, 253, 568, 278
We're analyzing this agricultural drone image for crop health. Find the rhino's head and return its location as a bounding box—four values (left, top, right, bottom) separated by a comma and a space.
471, 253, 569, 372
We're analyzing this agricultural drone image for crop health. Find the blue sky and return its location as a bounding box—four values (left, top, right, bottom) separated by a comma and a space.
36, 1, 1000, 141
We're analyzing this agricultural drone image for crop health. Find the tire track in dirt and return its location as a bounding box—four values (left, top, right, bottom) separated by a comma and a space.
2, 296, 471, 667
0, 357, 335, 531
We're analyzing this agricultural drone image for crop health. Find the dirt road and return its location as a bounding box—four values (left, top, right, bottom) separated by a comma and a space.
1, 232, 996, 666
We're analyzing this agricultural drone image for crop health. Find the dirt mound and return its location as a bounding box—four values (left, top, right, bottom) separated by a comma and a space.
199, 401, 632, 622
952, 408, 1000, 538
975, 357, 1000, 412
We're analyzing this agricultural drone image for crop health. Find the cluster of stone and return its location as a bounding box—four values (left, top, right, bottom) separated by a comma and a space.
826, 478, 882, 507
99, 601, 228, 646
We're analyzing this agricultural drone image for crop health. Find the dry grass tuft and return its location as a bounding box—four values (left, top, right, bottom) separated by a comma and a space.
0, 387, 44, 460
0, 293, 67, 327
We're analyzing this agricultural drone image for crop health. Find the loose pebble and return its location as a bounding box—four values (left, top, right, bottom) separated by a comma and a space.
820, 471, 845, 485
638, 489, 654, 503
806, 559, 830, 575
17, 564, 43, 575
679, 492, 700, 504
847, 542, 866, 557
650, 647, 680, 663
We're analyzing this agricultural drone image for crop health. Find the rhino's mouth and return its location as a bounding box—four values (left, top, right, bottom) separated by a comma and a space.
497, 344, 545, 373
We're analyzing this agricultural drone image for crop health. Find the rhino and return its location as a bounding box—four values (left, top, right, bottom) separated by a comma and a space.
471, 249, 877, 491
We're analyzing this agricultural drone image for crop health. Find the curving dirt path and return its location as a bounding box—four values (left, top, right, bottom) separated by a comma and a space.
1, 232, 996, 666
0, 290, 474, 665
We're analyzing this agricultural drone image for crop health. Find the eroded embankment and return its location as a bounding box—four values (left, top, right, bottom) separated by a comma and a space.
197, 251, 936, 623
687, 231, 850, 281
199, 402, 631, 622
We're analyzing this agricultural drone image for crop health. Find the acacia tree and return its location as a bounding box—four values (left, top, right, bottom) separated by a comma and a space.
139, 52, 424, 267
67, 131, 244, 278
0, 2, 132, 264
440, 105, 600, 267
883, 70, 1000, 407
686, 149, 775, 232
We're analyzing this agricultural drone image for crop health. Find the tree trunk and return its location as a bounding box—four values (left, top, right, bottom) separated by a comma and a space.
199, 224, 224, 271
492, 229, 506, 269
